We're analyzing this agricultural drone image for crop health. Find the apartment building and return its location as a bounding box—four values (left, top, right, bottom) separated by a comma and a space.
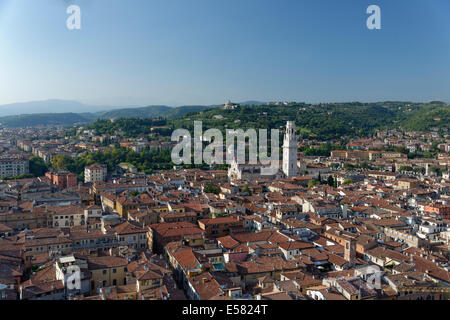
0, 158, 29, 178
45, 171, 77, 189
84, 164, 107, 184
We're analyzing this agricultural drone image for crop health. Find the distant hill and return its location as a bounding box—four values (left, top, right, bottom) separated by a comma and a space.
1, 100, 447, 134
0, 104, 216, 128
169, 101, 449, 140
239, 100, 267, 106
0, 99, 263, 118
160, 105, 214, 119
96, 105, 214, 120
0, 113, 91, 128
96, 105, 172, 119
0, 99, 130, 117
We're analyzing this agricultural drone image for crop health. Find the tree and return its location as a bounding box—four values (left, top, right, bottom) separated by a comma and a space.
413, 167, 425, 175
242, 184, 251, 195
343, 179, 354, 186
344, 164, 356, 171
29, 157, 48, 177
327, 175, 334, 187
216, 163, 229, 171
204, 183, 220, 195
51, 154, 71, 171
4, 174, 34, 180
430, 166, 442, 176
308, 179, 320, 188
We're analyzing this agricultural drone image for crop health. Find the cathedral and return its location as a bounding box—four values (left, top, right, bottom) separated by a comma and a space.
228, 121, 299, 180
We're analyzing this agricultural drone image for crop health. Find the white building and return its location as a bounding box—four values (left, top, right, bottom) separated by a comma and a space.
51, 206, 87, 228
84, 164, 107, 183
282, 121, 298, 178
0, 158, 29, 178
228, 161, 278, 181
416, 218, 447, 243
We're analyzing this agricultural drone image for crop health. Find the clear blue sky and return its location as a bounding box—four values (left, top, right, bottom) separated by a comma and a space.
0, 0, 449, 106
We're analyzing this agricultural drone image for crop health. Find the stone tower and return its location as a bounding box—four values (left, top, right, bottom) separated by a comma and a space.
283, 121, 298, 178
344, 238, 356, 267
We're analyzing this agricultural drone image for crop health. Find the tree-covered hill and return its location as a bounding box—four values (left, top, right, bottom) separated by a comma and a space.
96, 105, 172, 119
0, 113, 91, 128
0, 105, 217, 128
7, 101, 447, 137
84, 101, 449, 140
160, 105, 214, 119
168, 101, 449, 140
400, 105, 449, 131
88, 118, 167, 137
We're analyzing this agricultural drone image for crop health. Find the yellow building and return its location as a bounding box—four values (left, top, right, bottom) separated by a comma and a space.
88, 256, 128, 294
136, 270, 164, 292
396, 178, 420, 190
116, 197, 139, 219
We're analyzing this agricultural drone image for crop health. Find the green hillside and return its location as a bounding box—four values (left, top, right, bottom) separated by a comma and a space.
86, 101, 449, 140
96, 105, 172, 119
161, 106, 213, 119
0, 113, 91, 128
1, 102, 448, 136
170, 101, 449, 140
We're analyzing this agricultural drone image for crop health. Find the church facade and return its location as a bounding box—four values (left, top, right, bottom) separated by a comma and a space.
228, 121, 299, 181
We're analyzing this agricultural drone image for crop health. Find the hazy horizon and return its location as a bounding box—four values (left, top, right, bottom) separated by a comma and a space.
1, 0, 449, 107
0, 98, 448, 119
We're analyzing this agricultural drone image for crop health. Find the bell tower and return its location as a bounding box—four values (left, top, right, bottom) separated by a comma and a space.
283, 121, 298, 178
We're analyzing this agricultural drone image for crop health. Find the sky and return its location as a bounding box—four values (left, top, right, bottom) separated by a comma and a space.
0, 0, 449, 106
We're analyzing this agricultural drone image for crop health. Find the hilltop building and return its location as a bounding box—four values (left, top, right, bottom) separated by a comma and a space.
222, 100, 240, 110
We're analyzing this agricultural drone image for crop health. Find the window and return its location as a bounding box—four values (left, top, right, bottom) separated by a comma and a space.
113, 279, 117, 286
103, 270, 107, 275
113, 268, 117, 273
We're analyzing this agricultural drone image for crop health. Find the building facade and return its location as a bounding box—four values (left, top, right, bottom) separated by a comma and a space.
283, 121, 298, 178
84, 164, 107, 184
0, 158, 29, 178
